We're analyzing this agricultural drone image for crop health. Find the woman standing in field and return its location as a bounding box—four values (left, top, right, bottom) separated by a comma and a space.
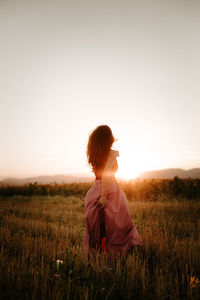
84, 125, 142, 255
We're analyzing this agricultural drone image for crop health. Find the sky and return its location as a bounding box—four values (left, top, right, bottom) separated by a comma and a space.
0, 0, 200, 180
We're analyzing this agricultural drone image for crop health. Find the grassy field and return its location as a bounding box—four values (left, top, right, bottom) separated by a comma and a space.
0, 195, 200, 299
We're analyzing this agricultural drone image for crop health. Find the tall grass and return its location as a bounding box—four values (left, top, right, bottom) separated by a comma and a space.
0, 195, 200, 299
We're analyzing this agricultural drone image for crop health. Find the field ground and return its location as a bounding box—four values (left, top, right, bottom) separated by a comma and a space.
0, 195, 200, 299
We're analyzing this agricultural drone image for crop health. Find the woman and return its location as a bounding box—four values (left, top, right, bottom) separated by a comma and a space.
84, 125, 142, 255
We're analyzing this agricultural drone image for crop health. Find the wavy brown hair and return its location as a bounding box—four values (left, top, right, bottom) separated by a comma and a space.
87, 125, 115, 173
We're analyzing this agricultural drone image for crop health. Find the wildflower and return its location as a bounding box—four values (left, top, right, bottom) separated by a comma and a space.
190, 276, 200, 288
56, 259, 64, 271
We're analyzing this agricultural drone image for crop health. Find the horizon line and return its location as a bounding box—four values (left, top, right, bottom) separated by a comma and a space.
1, 166, 200, 181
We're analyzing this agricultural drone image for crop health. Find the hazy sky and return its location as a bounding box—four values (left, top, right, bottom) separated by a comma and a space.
0, 0, 200, 179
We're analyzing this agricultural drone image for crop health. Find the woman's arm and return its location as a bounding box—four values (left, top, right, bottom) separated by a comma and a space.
99, 149, 119, 207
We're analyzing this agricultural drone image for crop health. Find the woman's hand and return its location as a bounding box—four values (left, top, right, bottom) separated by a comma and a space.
98, 195, 107, 208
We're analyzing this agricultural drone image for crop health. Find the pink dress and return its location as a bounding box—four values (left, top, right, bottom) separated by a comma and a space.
84, 178, 143, 255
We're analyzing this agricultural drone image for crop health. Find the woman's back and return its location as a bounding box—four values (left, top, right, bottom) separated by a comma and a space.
84, 125, 142, 255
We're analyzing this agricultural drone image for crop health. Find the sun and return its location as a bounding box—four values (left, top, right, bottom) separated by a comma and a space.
115, 147, 162, 180
116, 156, 145, 179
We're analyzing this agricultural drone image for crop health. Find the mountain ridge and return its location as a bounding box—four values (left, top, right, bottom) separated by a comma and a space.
0, 168, 200, 185
139, 168, 200, 179
0, 174, 94, 185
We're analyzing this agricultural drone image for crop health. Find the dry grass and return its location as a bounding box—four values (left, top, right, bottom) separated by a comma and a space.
0, 195, 200, 299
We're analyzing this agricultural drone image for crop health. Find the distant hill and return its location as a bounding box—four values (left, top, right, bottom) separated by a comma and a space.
1, 168, 200, 185
139, 168, 200, 179
0, 174, 94, 185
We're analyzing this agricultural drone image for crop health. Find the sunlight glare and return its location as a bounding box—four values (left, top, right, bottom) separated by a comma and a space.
115, 143, 163, 180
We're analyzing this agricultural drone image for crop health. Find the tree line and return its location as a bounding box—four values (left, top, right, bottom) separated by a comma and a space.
0, 177, 199, 201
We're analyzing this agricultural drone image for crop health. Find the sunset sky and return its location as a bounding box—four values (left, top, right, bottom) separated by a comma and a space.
0, 0, 200, 179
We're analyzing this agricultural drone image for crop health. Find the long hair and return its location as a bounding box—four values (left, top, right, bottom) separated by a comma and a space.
87, 125, 115, 173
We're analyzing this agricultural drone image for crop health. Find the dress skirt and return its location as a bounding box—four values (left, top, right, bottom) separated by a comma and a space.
84, 178, 143, 255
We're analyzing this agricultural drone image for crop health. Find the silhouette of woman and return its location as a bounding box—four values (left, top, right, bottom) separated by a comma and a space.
84, 125, 142, 255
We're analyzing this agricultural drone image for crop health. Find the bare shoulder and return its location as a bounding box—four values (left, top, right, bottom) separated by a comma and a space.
110, 149, 119, 157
